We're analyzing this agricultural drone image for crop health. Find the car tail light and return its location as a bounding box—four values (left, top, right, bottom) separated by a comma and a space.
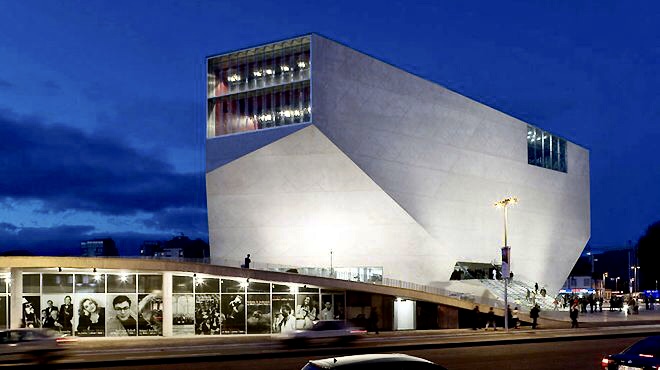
56, 337, 78, 345
601, 357, 613, 368
640, 354, 654, 358
350, 330, 367, 334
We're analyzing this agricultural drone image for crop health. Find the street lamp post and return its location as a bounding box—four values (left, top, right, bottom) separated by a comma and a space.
494, 196, 518, 332
330, 249, 334, 278
631, 266, 640, 293
615, 277, 620, 292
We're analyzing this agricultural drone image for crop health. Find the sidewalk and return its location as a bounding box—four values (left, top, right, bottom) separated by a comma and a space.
536, 304, 660, 328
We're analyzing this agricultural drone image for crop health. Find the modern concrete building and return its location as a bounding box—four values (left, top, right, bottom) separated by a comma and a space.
205, 34, 591, 296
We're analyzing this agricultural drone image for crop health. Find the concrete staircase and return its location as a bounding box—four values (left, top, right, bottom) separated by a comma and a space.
479, 279, 558, 311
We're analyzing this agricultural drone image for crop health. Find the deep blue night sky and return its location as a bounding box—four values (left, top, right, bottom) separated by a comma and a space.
0, 1, 658, 255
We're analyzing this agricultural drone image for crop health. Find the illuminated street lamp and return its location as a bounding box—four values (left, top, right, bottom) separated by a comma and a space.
631, 266, 640, 293
494, 196, 518, 332
615, 277, 620, 292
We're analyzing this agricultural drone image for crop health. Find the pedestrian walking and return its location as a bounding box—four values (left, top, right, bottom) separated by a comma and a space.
570, 304, 579, 328
485, 307, 496, 331
471, 305, 480, 330
368, 307, 379, 334
530, 304, 540, 329
512, 306, 520, 329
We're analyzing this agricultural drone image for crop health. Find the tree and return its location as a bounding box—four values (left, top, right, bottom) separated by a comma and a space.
637, 221, 660, 290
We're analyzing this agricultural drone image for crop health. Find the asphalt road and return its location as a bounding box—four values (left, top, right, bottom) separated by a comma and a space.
53, 336, 642, 370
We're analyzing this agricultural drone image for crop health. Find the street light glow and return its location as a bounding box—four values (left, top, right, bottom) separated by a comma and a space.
494, 196, 518, 208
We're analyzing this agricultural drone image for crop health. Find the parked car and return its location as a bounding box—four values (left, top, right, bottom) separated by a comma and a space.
0, 328, 75, 365
601, 335, 660, 369
301, 353, 447, 369
280, 320, 366, 347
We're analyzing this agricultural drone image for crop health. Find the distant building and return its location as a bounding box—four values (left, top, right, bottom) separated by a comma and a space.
139, 240, 162, 257
140, 235, 209, 261
80, 238, 119, 257
562, 247, 635, 296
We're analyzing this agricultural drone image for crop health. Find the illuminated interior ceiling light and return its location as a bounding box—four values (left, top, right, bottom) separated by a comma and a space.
239, 279, 249, 288
195, 276, 205, 286
297, 61, 307, 68
119, 273, 129, 283
93, 273, 102, 282
264, 69, 274, 75
227, 74, 241, 82
280, 65, 290, 72
288, 284, 298, 293
253, 70, 263, 77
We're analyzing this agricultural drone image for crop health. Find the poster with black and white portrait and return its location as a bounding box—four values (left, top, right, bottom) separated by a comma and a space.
195, 294, 221, 335
75, 294, 105, 337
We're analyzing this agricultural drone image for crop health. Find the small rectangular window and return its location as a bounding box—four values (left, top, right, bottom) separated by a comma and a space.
526, 125, 567, 173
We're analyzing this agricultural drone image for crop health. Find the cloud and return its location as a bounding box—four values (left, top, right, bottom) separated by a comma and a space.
0, 224, 95, 255
0, 222, 192, 256
42, 80, 61, 92
94, 96, 202, 155
0, 110, 205, 215
0, 79, 13, 89
142, 206, 208, 236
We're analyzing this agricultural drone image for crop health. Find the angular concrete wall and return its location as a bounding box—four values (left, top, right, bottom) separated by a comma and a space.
310, 35, 590, 292
206, 125, 456, 282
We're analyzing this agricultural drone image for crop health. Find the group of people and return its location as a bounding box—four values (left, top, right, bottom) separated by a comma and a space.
23, 295, 156, 336
559, 294, 604, 313
273, 297, 341, 333
22, 296, 74, 334
195, 304, 224, 335
471, 304, 540, 330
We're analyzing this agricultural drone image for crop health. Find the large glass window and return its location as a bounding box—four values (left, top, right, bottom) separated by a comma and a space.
13, 271, 345, 337
207, 36, 311, 137
527, 125, 567, 173
43, 274, 73, 294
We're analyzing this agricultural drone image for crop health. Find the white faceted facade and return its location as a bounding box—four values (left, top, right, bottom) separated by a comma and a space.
206, 34, 590, 294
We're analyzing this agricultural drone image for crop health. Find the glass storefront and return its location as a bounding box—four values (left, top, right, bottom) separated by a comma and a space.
7, 270, 344, 337
0, 275, 8, 330
21, 272, 162, 337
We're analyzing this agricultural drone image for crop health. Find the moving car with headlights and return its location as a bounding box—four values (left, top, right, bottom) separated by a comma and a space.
0, 328, 75, 365
281, 320, 366, 346
601, 335, 660, 369
302, 353, 447, 369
